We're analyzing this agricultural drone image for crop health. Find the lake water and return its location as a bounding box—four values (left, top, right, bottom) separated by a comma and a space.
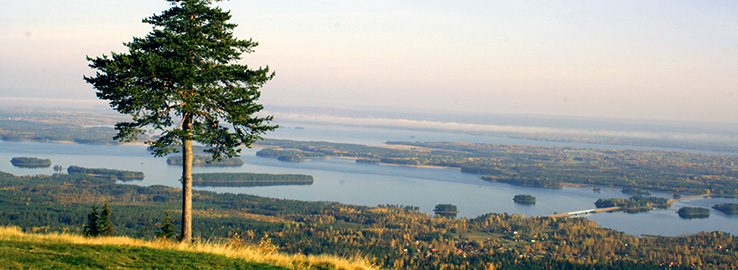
1, 122, 737, 237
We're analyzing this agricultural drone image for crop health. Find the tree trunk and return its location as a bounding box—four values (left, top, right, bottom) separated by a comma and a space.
181, 117, 193, 243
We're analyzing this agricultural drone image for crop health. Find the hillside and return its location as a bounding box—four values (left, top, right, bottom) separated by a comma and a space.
0, 226, 375, 270
2, 172, 736, 269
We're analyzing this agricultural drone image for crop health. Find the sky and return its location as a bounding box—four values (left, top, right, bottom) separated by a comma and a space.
1, 0, 737, 123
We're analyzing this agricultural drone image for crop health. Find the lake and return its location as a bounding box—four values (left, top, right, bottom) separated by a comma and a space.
1, 122, 737, 237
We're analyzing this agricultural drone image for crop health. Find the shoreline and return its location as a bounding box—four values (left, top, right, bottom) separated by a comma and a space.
0, 138, 148, 146
5, 139, 733, 198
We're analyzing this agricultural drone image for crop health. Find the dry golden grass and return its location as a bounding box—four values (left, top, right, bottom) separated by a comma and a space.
0, 226, 378, 270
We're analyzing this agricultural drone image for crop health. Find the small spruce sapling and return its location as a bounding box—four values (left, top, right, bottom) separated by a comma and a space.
99, 200, 114, 236
156, 205, 179, 241
83, 204, 100, 237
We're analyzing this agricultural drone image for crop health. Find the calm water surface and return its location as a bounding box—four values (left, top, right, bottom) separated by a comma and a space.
1, 123, 737, 237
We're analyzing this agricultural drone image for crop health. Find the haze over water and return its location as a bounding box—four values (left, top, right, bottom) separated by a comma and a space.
2, 118, 737, 237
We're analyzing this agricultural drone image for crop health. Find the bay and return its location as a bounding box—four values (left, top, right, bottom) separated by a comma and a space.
1, 122, 737, 237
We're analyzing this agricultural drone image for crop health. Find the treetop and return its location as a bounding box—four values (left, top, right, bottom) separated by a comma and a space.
85, 0, 276, 160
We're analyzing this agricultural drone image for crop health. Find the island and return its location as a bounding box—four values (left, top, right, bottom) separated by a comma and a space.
67, 165, 144, 181
190, 172, 314, 187
433, 204, 459, 219
166, 155, 244, 167
512, 194, 536, 204
594, 196, 670, 213
677, 207, 710, 219
10, 157, 51, 168
256, 148, 327, 162
712, 203, 738, 214
621, 187, 651, 196
255, 139, 738, 197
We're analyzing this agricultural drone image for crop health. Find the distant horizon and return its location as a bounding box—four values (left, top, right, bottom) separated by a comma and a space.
3, 96, 738, 127
2, 1, 737, 124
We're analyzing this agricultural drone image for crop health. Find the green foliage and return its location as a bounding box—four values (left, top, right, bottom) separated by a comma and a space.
99, 201, 113, 236
67, 166, 144, 181
84, 0, 276, 159
191, 172, 313, 187
1, 172, 737, 269
513, 194, 536, 204
713, 203, 738, 214
85, 0, 278, 242
84, 201, 113, 237
0, 119, 122, 145
10, 157, 51, 168
259, 139, 738, 196
83, 204, 100, 237
256, 148, 328, 162
622, 187, 651, 195
433, 204, 458, 212
433, 204, 459, 219
156, 205, 179, 241
166, 155, 244, 167
594, 196, 671, 212
677, 207, 710, 218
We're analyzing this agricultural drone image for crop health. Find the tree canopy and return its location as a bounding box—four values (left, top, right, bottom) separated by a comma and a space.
84, 0, 276, 242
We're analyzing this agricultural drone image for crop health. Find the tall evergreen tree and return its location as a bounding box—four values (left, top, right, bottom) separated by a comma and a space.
99, 200, 114, 236
84, 0, 276, 242
83, 204, 100, 237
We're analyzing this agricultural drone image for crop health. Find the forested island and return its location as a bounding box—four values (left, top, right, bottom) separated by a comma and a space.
621, 187, 651, 196
513, 194, 536, 204
677, 207, 711, 219
712, 203, 738, 214
594, 196, 671, 213
191, 172, 313, 187
256, 148, 328, 162
432, 204, 459, 219
10, 157, 51, 168
256, 139, 738, 196
166, 155, 244, 167
67, 166, 144, 181
0, 171, 736, 269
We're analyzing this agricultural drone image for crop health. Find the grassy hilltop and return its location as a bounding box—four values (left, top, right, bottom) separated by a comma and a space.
0, 226, 375, 270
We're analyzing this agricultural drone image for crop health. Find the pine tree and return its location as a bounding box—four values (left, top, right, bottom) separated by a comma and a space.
99, 200, 114, 236
84, 0, 276, 242
156, 205, 179, 241
83, 204, 100, 237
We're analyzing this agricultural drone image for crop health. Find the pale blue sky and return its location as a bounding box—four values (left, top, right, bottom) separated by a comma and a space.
1, 0, 737, 123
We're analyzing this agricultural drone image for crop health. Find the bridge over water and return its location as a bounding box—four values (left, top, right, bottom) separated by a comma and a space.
546, 193, 710, 218
547, 206, 622, 218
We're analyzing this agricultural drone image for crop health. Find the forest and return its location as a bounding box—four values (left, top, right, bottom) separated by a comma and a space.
0, 114, 133, 144
191, 172, 314, 187
67, 166, 144, 181
677, 207, 711, 219
10, 157, 51, 168
256, 139, 738, 196
513, 194, 536, 204
712, 203, 738, 214
594, 196, 671, 213
0, 171, 735, 269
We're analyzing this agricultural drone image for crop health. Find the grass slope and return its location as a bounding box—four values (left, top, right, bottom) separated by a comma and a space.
0, 227, 376, 270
